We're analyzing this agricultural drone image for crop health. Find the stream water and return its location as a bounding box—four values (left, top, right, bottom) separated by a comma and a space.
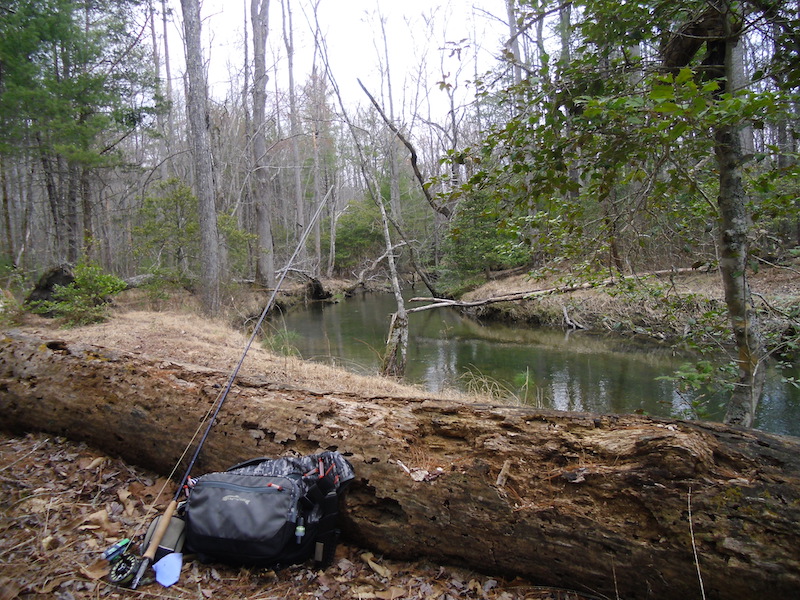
273, 290, 800, 437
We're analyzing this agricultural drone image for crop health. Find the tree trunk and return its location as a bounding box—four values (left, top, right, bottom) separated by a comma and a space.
1, 331, 798, 600
662, 4, 768, 428
505, 0, 523, 86
281, 0, 307, 269
251, 0, 275, 288
712, 25, 767, 428
716, 120, 767, 427
181, 0, 221, 314
0, 157, 14, 265
375, 172, 408, 377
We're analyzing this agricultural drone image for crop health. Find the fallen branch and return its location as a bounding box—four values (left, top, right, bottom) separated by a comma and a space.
409, 267, 711, 313
345, 243, 407, 295
562, 304, 586, 329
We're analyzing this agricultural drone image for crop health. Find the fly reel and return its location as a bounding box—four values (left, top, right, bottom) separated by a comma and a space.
107, 552, 140, 586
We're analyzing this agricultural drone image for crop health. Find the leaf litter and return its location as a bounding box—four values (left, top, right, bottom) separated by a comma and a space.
0, 431, 595, 600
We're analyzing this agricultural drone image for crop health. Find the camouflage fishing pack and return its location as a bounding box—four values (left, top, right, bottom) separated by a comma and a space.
183, 452, 355, 569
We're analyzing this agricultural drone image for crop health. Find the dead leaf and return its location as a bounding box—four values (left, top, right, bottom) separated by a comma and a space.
351, 584, 376, 598
41, 535, 59, 551
79, 560, 110, 581
0, 576, 22, 600
361, 552, 392, 578
38, 576, 71, 594
79, 456, 105, 470
374, 586, 405, 599
78, 509, 121, 535
337, 557, 354, 571
128, 477, 174, 505
22, 497, 50, 514
116, 488, 137, 516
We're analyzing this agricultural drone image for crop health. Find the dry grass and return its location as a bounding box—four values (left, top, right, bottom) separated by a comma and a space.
18, 306, 462, 401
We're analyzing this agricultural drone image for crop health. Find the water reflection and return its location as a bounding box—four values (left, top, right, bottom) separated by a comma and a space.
273, 290, 800, 437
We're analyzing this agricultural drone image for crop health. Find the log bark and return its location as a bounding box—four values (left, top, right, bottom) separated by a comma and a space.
1, 331, 799, 600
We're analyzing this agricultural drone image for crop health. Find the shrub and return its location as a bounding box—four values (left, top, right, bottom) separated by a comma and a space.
30, 262, 127, 326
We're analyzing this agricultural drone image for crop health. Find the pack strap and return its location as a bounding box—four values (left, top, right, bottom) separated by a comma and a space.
302, 461, 342, 569
226, 456, 271, 472
311, 489, 341, 568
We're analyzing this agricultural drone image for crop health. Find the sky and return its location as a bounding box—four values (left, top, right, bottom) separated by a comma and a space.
164, 0, 509, 120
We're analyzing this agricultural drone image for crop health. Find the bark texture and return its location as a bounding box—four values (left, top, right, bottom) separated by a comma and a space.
661, 2, 767, 428
181, 0, 221, 314
1, 331, 799, 600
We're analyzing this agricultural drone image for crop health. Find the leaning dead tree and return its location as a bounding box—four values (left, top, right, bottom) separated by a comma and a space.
1, 331, 798, 600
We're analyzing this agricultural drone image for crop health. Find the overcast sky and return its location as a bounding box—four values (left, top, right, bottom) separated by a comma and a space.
165, 0, 508, 119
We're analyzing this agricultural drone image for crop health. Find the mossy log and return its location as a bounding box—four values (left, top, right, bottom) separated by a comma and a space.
1, 331, 799, 599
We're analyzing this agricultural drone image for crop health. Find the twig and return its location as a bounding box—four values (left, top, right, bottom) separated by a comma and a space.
0, 437, 50, 472
688, 487, 707, 600
357, 79, 451, 219
754, 255, 800, 276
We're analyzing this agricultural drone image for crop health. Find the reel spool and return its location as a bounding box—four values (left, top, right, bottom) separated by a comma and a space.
108, 552, 140, 586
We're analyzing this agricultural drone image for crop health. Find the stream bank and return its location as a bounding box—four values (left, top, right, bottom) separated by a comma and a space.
271, 262, 799, 357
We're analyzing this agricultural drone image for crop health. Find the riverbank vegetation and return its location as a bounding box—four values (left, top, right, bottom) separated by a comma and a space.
1, 1, 799, 426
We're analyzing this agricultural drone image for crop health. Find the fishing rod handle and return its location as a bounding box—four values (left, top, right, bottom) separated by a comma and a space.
142, 499, 179, 561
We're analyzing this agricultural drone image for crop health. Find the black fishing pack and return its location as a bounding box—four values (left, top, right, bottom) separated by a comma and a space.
182, 451, 355, 569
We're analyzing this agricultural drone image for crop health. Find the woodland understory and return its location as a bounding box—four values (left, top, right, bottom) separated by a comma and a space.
2, 1, 800, 596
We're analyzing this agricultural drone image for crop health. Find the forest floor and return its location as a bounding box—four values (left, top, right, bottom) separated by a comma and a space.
1, 262, 798, 600
0, 432, 593, 600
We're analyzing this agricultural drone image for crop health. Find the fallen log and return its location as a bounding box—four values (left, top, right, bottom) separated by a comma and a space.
1, 330, 798, 600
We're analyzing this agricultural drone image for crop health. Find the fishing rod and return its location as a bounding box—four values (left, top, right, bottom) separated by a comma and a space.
112, 189, 334, 589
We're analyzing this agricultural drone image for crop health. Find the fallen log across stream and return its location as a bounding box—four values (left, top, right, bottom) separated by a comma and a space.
1, 330, 798, 599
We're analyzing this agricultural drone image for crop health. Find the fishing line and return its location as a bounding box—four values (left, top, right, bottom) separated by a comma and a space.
118, 187, 334, 589
175, 185, 334, 493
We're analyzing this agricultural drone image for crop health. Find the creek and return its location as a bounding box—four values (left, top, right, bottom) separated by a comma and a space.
274, 290, 800, 437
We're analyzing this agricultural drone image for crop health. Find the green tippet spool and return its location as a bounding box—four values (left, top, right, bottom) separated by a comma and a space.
108, 552, 140, 586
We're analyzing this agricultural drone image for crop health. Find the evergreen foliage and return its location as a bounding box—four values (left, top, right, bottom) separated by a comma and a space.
134, 178, 199, 280
29, 260, 126, 326
0, 0, 159, 264
323, 197, 385, 273
134, 178, 254, 283
442, 191, 529, 276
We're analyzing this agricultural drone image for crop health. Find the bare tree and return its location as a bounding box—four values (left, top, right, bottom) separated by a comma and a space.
376, 12, 403, 227
180, 0, 221, 313
281, 0, 307, 268
251, 0, 275, 287
505, 0, 523, 86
